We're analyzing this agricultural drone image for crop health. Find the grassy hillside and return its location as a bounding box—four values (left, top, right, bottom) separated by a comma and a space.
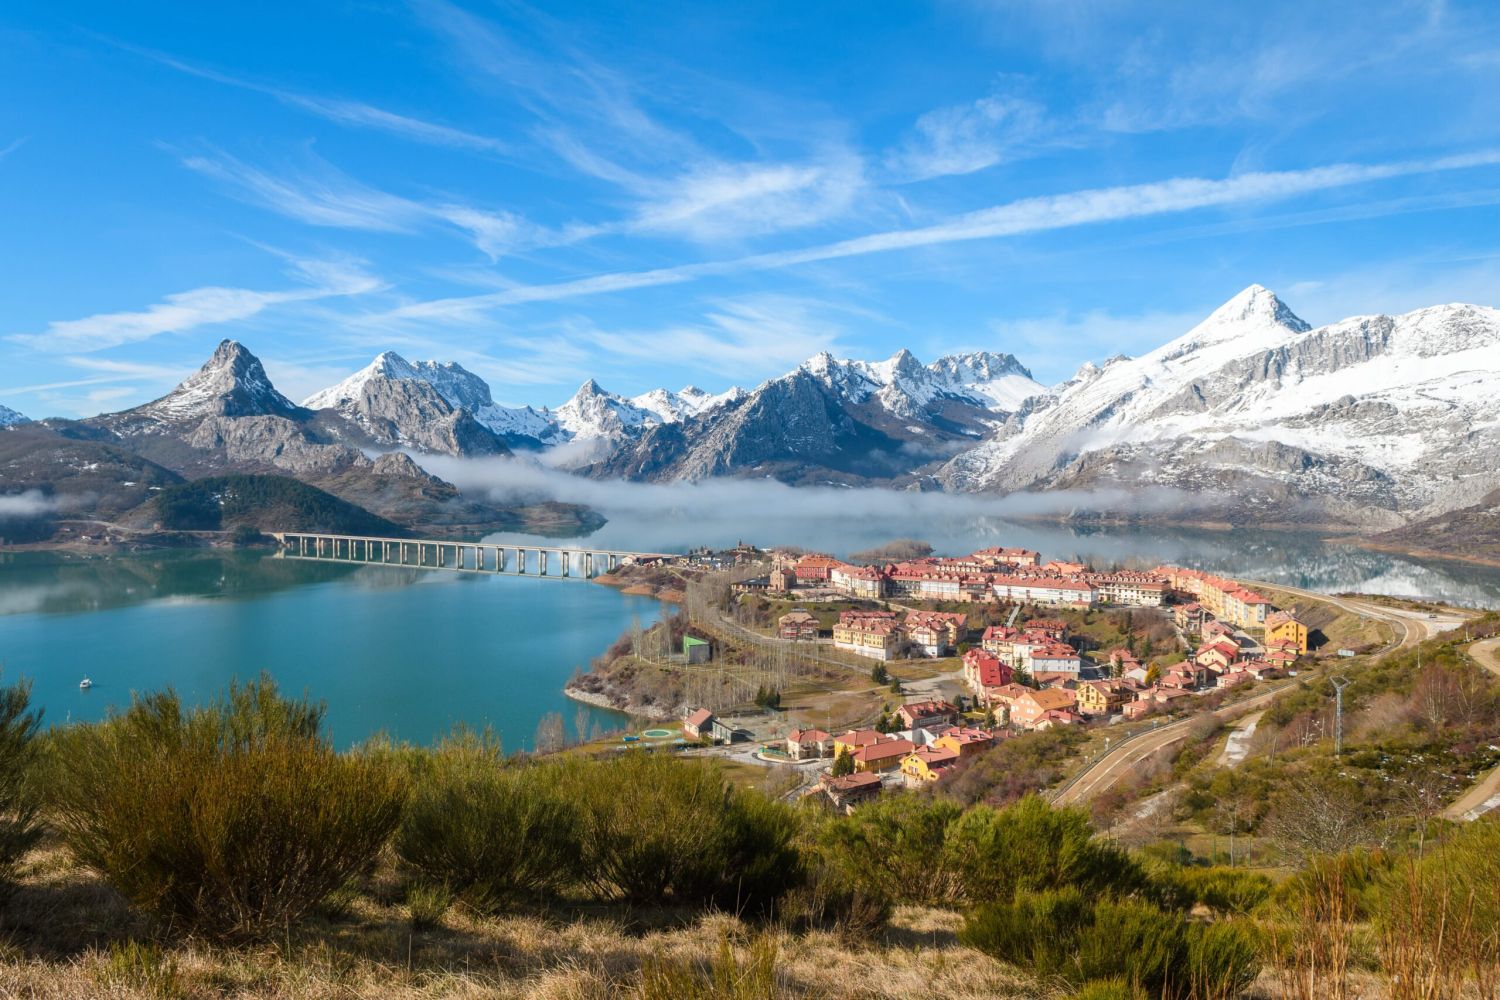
144, 474, 404, 536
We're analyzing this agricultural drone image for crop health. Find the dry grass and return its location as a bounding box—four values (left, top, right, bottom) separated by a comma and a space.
0, 848, 1035, 1000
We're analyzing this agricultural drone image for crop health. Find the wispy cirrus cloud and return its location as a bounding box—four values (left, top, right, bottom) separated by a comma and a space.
0, 137, 27, 161
887, 93, 1046, 181
115, 41, 514, 155
379, 150, 1500, 324
11, 257, 381, 353
415, 0, 868, 244
179, 148, 580, 258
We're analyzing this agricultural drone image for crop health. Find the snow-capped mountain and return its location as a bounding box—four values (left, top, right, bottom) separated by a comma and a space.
630, 385, 745, 424
301, 351, 509, 457
939, 286, 1500, 526
124, 340, 303, 427
0, 404, 29, 427
589, 348, 1049, 484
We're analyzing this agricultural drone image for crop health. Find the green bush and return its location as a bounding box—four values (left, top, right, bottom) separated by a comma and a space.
1155, 866, 1273, 917
564, 753, 803, 915
944, 795, 1148, 904
0, 679, 42, 897
46, 676, 407, 941
395, 734, 582, 911
406, 883, 453, 930
1073, 981, 1146, 1000
817, 793, 963, 905
962, 889, 1261, 999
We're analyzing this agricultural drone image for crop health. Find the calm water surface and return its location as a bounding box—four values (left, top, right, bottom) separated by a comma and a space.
4, 507, 1498, 746
0, 549, 659, 747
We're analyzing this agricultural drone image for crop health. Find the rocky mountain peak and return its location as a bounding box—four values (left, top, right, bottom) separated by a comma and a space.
139, 340, 299, 423
0, 404, 29, 428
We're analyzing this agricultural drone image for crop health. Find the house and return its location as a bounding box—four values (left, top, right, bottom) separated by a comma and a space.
786, 728, 832, 759
1036, 708, 1083, 729
1076, 679, 1131, 717
1029, 644, 1085, 677
683, 708, 716, 740
830, 563, 887, 599
1024, 618, 1070, 640
1160, 668, 1200, 691
1195, 640, 1241, 673
933, 727, 995, 757
990, 575, 1097, 607
962, 648, 1014, 694
778, 610, 819, 641
832, 729, 885, 758
822, 772, 882, 811
710, 719, 746, 743
1264, 641, 1300, 668
903, 611, 969, 656
1010, 688, 1078, 730
1265, 610, 1310, 655
901, 746, 961, 785
1122, 698, 1155, 720
793, 553, 842, 583
833, 611, 902, 660
1174, 602, 1207, 631
851, 737, 917, 773
896, 699, 960, 729
1218, 670, 1253, 689
1154, 687, 1195, 707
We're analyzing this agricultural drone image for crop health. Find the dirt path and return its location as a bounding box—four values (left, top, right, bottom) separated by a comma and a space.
1444, 637, 1500, 821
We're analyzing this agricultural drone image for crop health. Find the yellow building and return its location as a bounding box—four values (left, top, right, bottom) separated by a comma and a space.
1264, 610, 1309, 655
900, 746, 960, 784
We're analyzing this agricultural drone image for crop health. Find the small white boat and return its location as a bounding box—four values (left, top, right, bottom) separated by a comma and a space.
79, 677, 93, 690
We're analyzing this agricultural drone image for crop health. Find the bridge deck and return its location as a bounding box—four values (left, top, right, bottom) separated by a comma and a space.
269, 531, 675, 580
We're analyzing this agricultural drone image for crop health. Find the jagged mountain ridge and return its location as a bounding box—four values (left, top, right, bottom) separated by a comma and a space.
0, 404, 30, 428
938, 286, 1500, 526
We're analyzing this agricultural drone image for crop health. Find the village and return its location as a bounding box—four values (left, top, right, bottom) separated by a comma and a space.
650, 546, 1320, 811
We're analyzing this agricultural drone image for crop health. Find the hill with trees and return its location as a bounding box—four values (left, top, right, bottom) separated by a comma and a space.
141, 474, 404, 536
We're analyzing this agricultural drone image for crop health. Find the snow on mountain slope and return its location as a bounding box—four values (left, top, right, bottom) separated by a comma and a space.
629, 385, 745, 423
130, 340, 303, 425
0, 404, 29, 427
797, 347, 1047, 423
940, 287, 1500, 520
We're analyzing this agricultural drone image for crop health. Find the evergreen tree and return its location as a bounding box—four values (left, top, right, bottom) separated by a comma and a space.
871, 663, 889, 685
831, 747, 855, 777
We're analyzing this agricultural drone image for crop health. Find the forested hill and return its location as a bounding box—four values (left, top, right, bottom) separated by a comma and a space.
144, 474, 405, 536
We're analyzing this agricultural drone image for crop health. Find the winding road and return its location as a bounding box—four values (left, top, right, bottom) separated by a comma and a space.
1053, 582, 1473, 808
1443, 636, 1500, 821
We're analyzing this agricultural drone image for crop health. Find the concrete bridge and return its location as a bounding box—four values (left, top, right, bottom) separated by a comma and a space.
268, 531, 675, 580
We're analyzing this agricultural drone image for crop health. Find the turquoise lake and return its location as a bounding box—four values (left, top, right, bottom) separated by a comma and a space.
3, 504, 1499, 746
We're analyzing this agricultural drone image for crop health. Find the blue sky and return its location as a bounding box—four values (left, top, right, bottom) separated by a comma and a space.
4, 0, 1500, 417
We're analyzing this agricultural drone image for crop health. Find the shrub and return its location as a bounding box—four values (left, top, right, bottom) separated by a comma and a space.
1157, 866, 1273, 917
406, 883, 453, 930
818, 793, 963, 905
395, 734, 582, 911
564, 753, 803, 915
0, 679, 42, 897
962, 890, 1261, 999
944, 795, 1148, 904
636, 934, 784, 1000
47, 676, 407, 941
1074, 981, 1147, 1000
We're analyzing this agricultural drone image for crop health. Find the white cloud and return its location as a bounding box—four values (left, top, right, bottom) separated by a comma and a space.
575, 294, 850, 379
181, 149, 568, 259
12, 257, 381, 353
380, 150, 1500, 323
0, 490, 56, 520
888, 94, 1045, 181
0, 137, 27, 161
627, 152, 867, 242
125, 44, 514, 155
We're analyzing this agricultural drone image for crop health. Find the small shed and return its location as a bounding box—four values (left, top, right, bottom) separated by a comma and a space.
683, 635, 711, 664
